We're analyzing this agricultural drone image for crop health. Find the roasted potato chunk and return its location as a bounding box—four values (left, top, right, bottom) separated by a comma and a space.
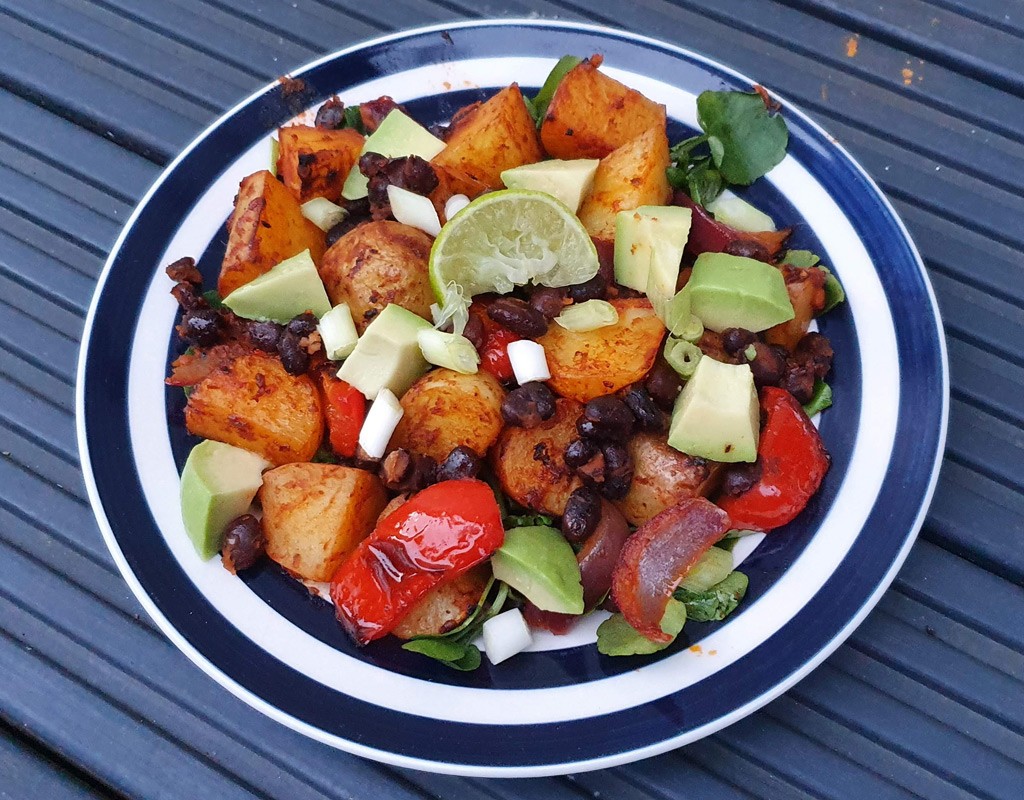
261, 463, 388, 581
541, 56, 667, 160
277, 125, 365, 202
218, 170, 326, 297
431, 84, 543, 192
389, 369, 505, 462
392, 566, 490, 639
319, 220, 434, 333
184, 351, 323, 465
538, 298, 666, 402
616, 433, 722, 525
765, 264, 826, 351
491, 398, 583, 516
577, 127, 671, 242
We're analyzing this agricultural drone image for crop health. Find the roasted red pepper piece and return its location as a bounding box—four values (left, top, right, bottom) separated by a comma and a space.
470, 302, 521, 383
611, 498, 731, 643
718, 386, 830, 532
330, 479, 504, 645
319, 374, 366, 458
672, 191, 791, 260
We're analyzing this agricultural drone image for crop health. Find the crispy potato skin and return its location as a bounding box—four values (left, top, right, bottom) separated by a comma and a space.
388, 369, 506, 462
491, 398, 583, 516
577, 127, 672, 242
218, 170, 326, 297
261, 463, 387, 581
431, 84, 543, 192
541, 59, 667, 160
277, 125, 365, 202
538, 297, 666, 402
392, 566, 490, 639
184, 351, 323, 465
616, 433, 723, 525
319, 220, 435, 333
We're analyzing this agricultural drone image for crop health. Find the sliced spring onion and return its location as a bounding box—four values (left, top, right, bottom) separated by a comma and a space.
429, 280, 469, 336
743, 344, 757, 361
387, 185, 441, 237
554, 299, 618, 332
662, 289, 704, 341
417, 328, 479, 374
482, 608, 534, 665
444, 193, 471, 220
300, 197, 347, 232
664, 337, 703, 380
269, 137, 279, 176
317, 303, 358, 361
357, 388, 403, 459
506, 340, 551, 385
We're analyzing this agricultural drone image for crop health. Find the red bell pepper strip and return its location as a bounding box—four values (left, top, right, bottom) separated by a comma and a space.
319, 374, 366, 459
470, 302, 520, 383
330, 479, 504, 645
718, 386, 831, 532
672, 191, 791, 260
611, 498, 731, 643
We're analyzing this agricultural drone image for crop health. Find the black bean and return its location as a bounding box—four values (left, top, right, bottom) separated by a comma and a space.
380, 449, 437, 492
341, 196, 371, 217
501, 382, 556, 428
221, 514, 265, 573
723, 238, 771, 262
781, 362, 815, 404
287, 312, 318, 338
181, 308, 221, 348
747, 342, 788, 387
564, 438, 598, 468
645, 359, 684, 411
277, 330, 309, 375
599, 441, 633, 500
326, 217, 360, 247
794, 332, 834, 380
462, 313, 486, 352
568, 273, 607, 303
314, 97, 346, 129
358, 151, 390, 179
529, 286, 567, 320
577, 396, 635, 442
561, 487, 602, 543
248, 320, 282, 352
385, 155, 439, 197
720, 460, 763, 497
721, 327, 756, 356
487, 298, 549, 338
622, 386, 664, 432
436, 446, 483, 482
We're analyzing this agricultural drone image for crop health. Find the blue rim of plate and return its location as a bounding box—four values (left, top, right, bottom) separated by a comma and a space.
76, 20, 948, 777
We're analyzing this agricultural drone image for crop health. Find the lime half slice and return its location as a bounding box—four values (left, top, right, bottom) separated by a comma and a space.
428, 189, 600, 300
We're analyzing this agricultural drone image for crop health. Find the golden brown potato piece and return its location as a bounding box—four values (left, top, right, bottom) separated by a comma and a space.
388, 369, 505, 462
277, 125, 365, 202
185, 351, 323, 465
319, 220, 434, 333
431, 84, 543, 192
261, 463, 388, 581
218, 170, 326, 297
577, 127, 671, 242
616, 432, 723, 526
491, 398, 583, 516
541, 57, 667, 160
539, 297, 666, 402
392, 566, 490, 640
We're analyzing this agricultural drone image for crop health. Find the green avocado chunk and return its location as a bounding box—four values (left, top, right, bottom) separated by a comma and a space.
342, 110, 447, 200
336, 303, 433, 399
222, 249, 331, 323
668, 355, 759, 463
613, 205, 692, 315
491, 526, 584, 614
179, 440, 270, 560
686, 252, 794, 332
501, 159, 599, 213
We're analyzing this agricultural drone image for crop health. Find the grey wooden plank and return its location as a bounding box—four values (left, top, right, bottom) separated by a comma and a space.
0, 725, 117, 800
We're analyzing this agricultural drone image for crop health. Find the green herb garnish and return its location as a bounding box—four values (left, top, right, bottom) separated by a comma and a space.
525, 55, 582, 127
803, 380, 833, 417
674, 572, 749, 623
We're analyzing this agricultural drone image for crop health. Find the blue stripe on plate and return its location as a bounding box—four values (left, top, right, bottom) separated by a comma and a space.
82, 21, 943, 771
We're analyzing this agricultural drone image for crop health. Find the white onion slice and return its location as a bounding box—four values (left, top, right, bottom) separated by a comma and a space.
317, 303, 358, 361
357, 388, 403, 459
482, 608, 534, 665
387, 185, 441, 237
506, 340, 551, 385
444, 193, 471, 220
417, 328, 479, 374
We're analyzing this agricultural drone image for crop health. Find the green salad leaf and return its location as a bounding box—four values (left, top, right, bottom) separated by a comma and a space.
526, 55, 583, 126
597, 599, 687, 656
674, 572, 749, 622
780, 249, 820, 269
803, 380, 833, 417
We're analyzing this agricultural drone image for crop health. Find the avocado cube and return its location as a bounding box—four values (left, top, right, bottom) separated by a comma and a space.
337, 303, 433, 399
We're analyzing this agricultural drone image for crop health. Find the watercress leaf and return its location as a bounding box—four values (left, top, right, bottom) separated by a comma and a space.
674, 572, 749, 622
311, 447, 340, 464
503, 512, 555, 529
803, 380, 833, 417
448, 644, 482, 671
666, 165, 689, 190
687, 162, 725, 206
402, 637, 469, 663
202, 289, 224, 309
531, 55, 583, 127
596, 599, 687, 656
669, 134, 708, 162
819, 266, 846, 312
696, 90, 788, 185
707, 135, 725, 167
342, 105, 365, 133
781, 249, 820, 268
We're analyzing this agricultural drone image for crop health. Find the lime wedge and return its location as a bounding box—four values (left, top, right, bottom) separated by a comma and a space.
428, 189, 599, 300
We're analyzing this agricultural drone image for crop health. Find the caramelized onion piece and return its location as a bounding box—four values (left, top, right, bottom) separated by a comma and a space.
524, 500, 631, 634
610, 498, 730, 642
